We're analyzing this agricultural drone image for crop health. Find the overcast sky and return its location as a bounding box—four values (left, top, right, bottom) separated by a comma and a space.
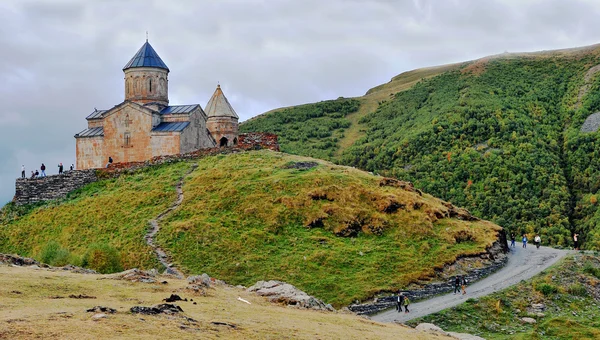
1, 0, 600, 204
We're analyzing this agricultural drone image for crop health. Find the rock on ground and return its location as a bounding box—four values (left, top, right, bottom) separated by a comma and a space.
248, 280, 334, 311
105, 268, 157, 283
521, 317, 537, 324
415, 323, 485, 340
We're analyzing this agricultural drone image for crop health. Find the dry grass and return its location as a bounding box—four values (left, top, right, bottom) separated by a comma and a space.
0, 265, 451, 339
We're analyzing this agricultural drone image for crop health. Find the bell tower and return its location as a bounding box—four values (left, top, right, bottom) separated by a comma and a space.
123, 40, 169, 107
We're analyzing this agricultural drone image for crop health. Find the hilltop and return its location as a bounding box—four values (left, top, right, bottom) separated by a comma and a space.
0, 150, 502, 307
241, 43, 600, 249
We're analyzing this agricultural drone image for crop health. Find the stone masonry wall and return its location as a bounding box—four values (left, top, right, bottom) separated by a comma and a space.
14, 133, 279, 206
14, 170, 98, 205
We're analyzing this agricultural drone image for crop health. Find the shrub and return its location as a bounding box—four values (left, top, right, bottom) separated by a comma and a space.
583, 263, 600, 279
39, 241, 74, 267
82, 243, 123, 274
567, 283, 587, 296
535, 283, 558, 296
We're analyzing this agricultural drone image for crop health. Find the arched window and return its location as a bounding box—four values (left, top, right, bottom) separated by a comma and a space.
149, 79, 152, 93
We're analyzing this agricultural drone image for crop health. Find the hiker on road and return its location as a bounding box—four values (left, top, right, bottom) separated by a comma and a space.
534, 235, 541, 249
522, 235, 528, 248
510, 233, 516, 248
403, 295, 410, 313
461, 276, 468, 295
454, 276, 461, 294
396, 293, 404, 312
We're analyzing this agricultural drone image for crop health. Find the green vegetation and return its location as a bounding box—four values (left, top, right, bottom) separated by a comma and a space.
0, 151, 501, 306
241, 99, 359, 160
410, 254, 600, 340
0, 162, 189, 270
243, 47, 600, 249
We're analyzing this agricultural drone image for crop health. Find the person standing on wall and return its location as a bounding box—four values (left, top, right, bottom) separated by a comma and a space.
40, 163, 46, 177
21, 165, 25, 179
58, 163, 64, 175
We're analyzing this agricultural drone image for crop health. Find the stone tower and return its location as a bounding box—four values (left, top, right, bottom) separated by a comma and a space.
205, 85, 239, 147
123, 40, 169, 107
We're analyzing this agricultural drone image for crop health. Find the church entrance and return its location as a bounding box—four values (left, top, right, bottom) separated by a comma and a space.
219, 137, 228, 147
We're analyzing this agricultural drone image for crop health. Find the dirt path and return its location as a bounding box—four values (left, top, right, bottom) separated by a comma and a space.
145, 164, 197, 278
370, 245, 570, 323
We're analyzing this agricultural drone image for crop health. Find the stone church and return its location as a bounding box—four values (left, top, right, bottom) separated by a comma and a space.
75, 40, 239, 169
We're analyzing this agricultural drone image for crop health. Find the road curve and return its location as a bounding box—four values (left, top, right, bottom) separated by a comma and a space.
370, 245, 570, 323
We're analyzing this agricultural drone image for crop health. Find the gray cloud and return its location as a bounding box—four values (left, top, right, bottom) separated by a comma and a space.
1, 0, 600, 203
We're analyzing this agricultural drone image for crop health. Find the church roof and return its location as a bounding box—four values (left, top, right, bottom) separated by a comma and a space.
160, 105, 199, 115
75, 127, 104, 138
152, 121, 190, 132
205, 85, 239, 119
86, 109, 107, 120
123, 41, 169, 71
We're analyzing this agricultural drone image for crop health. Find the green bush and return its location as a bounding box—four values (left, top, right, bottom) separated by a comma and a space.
583, 263, 600, 279
82, 243, 123, 274
39, 241, 77, 267
567, 283, 587, 296
536, 283, 558, 296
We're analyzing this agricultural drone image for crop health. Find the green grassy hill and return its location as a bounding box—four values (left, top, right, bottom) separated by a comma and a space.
0, 150, 501, 307
241, 44, 600, 249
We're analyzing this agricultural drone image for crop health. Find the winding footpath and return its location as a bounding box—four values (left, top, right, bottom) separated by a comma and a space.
371, 245, 570, 323
144, 164, 197, 279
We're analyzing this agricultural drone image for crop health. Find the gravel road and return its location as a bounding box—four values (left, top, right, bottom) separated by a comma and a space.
370, 245, 569, 323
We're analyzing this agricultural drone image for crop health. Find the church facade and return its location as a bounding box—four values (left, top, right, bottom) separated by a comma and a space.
75, 41, 239, 170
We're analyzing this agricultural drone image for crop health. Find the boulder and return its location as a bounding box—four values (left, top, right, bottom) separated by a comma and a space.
247, 280, 334, 311
91, 313, 107, 321
105, 268, 156, 283
130, 304, 183, 315
521, 317, 537, 324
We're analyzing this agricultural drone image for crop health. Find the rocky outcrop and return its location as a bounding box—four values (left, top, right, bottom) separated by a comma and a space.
248, 280, 334, 311
415, 323, 485, 340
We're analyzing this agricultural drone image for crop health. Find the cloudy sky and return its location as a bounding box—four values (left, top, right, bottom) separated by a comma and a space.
1, 0, 600, 204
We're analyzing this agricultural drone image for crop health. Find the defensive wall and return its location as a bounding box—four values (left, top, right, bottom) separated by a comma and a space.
13, 133, 279, 206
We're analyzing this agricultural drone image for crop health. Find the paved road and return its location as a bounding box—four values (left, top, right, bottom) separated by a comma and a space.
371, 245, 570, 323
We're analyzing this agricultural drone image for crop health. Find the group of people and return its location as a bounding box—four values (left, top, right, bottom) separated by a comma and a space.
21, 163, 74, 179
510, 232, 580, 250
395, 293, 410, 313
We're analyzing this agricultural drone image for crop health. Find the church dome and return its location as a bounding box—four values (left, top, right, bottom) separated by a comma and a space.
123, 41, 169, 72
205, 85, 239, 119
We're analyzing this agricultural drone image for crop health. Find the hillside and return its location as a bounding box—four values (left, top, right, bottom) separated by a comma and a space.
409, 253, 600, 339
0, 150, 501, 307
0, 263, 449, 339
241, 43, 600, 249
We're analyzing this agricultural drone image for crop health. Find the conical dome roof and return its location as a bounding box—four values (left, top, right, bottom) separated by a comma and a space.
205, 85, 239, 119
123, 41, 169, 71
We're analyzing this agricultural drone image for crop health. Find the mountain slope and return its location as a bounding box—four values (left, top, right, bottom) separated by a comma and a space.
0, 150, 502, 307
241, 44, 600, 249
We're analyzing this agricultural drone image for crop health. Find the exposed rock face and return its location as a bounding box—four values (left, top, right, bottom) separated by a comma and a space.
105, 268, 158, 283
248, 280, 334, 311
130, 304, 183, 315
581, 112, 600, 132
0, 254, 42, 267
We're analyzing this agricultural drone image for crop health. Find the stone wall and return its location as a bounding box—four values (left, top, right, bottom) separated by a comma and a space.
14, 170, 98, 205
15, 133, 279, 205
348, 238, 509, 315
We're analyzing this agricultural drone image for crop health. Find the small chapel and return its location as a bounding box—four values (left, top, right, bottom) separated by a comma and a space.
74, 40, 239, 170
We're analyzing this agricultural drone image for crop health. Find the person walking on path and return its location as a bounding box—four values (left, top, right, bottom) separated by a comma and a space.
534, 235, 541, 249
403, 295, 410, 313
573, 233, 579, 250
454, 276, 461, 294
58, 163, 64, 175
21, 165, 25, 179
522, 235, 528, 248
461, 276, 468, 295
396, 293, 404, 312
510, 233, 516, 248
40, 163, 46, 177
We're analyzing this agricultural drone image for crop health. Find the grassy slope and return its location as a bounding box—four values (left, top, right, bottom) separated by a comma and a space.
156, 150, 500, 307
0, 163, 190, 269
409, 254, 600, 340
0, 150, 501, 308
0, 265, 450, 340
241, 44, 600, 249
